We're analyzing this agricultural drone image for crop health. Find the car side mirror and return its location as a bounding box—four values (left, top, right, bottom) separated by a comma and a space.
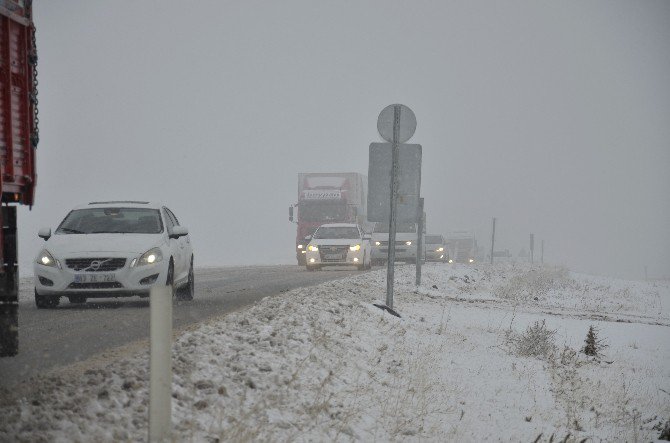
38, 227, 51, 241
288, 206, 294, 222
170, 226, 188, 239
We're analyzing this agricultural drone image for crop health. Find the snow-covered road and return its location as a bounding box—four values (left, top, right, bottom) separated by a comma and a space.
1, 263, 668, 441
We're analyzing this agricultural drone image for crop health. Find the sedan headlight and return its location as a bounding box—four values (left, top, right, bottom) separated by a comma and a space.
405, 241, 412, 246
36, 249, 60, 268
133, 247, 164, 267
437, 247, 444, 252
375, 241, 381, 246
308, 245, 319, 252
350, 244, 361, 251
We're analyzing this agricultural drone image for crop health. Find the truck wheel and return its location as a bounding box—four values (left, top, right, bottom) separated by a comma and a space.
0, 306, 18, 357
35, 288, 59, 309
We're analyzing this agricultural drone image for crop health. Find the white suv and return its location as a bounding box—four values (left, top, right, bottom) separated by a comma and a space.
305, 223, 372, 271
33, 201, 194, 307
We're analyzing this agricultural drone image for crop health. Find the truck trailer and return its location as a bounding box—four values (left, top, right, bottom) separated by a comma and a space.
289, 173, 369, 265
0, 0, 38, 357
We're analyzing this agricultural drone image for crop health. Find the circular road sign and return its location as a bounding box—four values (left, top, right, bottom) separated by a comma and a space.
377, 104, 416, 143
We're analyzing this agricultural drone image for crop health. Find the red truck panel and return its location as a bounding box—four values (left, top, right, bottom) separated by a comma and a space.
0, 0, 36, 205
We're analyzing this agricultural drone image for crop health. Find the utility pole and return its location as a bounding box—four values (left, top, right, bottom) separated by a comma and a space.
530, 233, 535, 264
490, 217, 496, 265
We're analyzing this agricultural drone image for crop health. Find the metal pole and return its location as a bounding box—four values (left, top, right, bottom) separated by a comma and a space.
149, 285, 172, 442
385, 105, 401, 309
489, 217, 496, 265
530, 233, 534, 264
415, 197, 424, 286
541, 240, 544, 264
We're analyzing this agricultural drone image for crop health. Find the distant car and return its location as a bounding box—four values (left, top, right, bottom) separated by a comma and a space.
305, 223, 372, 271
425, 234, 448, 262
33, 201, 194, 308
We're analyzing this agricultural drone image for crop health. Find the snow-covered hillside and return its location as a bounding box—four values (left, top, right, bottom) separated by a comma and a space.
1, 263, 669, 442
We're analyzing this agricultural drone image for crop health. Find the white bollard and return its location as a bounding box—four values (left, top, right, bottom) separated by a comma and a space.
149, 285, 172, 442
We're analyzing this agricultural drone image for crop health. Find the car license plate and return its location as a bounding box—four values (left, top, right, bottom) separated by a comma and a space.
74, 273, 115, 283
325, 253, 343, 260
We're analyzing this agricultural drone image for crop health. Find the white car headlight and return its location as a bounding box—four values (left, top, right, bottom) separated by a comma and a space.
308, 245, 319, 252
36, 249, 60, 268
375, 241, 381, 246
133, 247, 164, 267
437, 247, 444, 252
350, 244, 361, 251
405, 241, 412, 246
297, 244, 304, 249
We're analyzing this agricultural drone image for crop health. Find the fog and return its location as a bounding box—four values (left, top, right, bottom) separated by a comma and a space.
18, 1, 670, 280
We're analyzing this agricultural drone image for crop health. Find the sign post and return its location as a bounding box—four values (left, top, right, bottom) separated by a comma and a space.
490, 217, 496, 265
415, 197, 424, 286
368, 104, 420, 316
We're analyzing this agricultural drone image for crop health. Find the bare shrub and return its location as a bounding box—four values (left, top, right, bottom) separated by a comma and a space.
511, 320, 556, 358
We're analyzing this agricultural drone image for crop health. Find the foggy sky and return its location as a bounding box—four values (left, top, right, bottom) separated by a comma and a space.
19, 1, 670, 279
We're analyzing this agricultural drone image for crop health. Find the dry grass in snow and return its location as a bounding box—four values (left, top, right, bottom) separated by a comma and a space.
0, 263, 669, 442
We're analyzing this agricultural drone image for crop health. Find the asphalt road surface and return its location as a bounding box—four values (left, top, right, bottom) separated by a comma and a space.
0, 265, 363, 388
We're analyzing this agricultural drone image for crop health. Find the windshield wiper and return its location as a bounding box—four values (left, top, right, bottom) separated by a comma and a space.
58, 228, 83, 234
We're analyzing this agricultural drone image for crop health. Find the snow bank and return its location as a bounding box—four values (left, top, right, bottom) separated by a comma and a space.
1, 263, 669, 442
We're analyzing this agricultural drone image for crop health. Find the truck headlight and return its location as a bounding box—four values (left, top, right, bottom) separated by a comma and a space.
437, 247, 444, 252
134, 247, 164, 267
37, 249, 60, 268
405, 241, 412, 246
350, 244, 361, 251
308, 245, 319, 252
469, 258, 474, 263
375, 241, 381, 246
297, 244, 304, 249
448, 259, 453, 263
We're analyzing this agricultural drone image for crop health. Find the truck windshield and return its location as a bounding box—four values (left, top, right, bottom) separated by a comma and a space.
313, 227, 360, 239
56, 208, 164, 234
375, 222, 416, 233
299, 202, 347, 222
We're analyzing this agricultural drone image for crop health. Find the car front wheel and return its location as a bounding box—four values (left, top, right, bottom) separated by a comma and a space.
35, 288, 59, 309
176, 259, 194, 301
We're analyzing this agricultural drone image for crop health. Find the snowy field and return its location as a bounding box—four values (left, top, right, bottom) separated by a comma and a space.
1, 263, 669, 442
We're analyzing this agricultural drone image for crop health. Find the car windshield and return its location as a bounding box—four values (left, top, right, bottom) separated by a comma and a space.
299, 202, 347, 222
425, 235, 442, 244
56, 208, 163, 234
313, 227, 360, 239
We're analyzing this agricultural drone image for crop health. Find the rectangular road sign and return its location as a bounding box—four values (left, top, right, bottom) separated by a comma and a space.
367, 143, 422, 223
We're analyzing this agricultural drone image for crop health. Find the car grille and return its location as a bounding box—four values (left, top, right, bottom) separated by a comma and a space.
65, 258, 127, 272
67, 282, 124, 290
319, 245, 349, 262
